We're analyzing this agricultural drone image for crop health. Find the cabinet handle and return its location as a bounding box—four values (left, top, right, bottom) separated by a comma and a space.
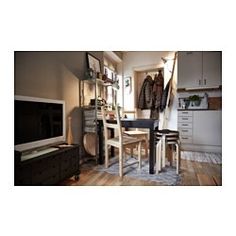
182, 130, 188, 132
204, 79, 206, 85
182, 124, 188, 126
199, 79, 201, 85
182, 112, 188, 114
182, 137, 189, 139
182, 118, 189, 120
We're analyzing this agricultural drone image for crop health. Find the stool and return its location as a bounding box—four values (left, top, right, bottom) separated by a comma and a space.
155, 129, 180, 174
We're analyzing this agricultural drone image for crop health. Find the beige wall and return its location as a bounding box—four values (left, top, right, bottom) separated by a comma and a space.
14, 51, 103, 144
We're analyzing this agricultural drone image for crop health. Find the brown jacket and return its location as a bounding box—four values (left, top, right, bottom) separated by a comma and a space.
138, 75, 153, 109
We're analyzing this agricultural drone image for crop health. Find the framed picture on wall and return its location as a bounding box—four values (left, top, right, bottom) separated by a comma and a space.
86, 52, 101, 73
124, 76, 132, 94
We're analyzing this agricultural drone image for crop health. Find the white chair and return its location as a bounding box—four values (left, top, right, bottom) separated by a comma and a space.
122, 109, 149, 158
155, 129, 180, 174
101, 105, 143, 177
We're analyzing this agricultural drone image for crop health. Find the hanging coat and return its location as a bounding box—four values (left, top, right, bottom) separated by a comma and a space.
138, 75, 153, 110
152, 70, 164, 109
150, 70, 164, 119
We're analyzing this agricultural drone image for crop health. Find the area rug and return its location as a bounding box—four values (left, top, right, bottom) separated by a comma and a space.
95, 156, 181, 186
181, 151, 222, 164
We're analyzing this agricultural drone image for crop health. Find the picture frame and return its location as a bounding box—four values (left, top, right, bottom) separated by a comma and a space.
124, 76, 132, 94
86, 52, 101, 73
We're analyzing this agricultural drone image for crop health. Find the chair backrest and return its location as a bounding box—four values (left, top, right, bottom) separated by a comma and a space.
101, 105, 123, 143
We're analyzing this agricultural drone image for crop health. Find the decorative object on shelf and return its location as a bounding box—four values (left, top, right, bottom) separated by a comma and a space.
189, 95, 201, 106
86, 52, 101, 73
67, 116, 73, 145
183, 98, 190, 109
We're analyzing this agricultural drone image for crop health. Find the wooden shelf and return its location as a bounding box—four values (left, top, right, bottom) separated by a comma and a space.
82, 78, 113, 86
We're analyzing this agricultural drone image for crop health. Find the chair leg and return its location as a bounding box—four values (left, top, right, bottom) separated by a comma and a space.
178, 140, 181, 170
138, 141, 141, 169
158, 140, 162, 172
156, 140, 161, 174
145, 137, 148, 158
130, 147, 134, 158
105, 144, 109, 169
119, 146, 123, 177
170, 144, 174, 167
162, 135, 166, 168
175, 143, 179, 174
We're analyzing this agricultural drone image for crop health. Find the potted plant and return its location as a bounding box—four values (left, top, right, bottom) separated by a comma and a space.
189, 95, 201, 106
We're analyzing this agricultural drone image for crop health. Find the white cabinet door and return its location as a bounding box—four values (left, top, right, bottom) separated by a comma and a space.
178, 51, 202, 89
202, 51, 222, 87
178, 51, 222, 89
193, 110, 222, 146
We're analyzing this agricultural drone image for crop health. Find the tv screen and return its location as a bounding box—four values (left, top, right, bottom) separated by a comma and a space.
14, 96, 65, 152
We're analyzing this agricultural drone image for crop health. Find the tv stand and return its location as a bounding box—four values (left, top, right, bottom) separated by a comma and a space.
15, 144, 80, 186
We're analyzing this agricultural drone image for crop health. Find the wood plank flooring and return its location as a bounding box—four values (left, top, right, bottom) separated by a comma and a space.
60, 158, 222, 186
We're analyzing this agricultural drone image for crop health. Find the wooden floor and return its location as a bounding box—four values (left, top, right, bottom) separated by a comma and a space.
60, 158, 222, 186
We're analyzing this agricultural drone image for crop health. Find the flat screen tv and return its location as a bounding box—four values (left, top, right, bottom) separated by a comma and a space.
14, 95, 66, 152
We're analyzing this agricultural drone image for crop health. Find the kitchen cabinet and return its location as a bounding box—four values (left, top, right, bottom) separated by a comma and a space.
193, 110, 222, 146
202, 52, 222, 88
178, 51, 222, 89
178, 110, 222, 152
178, 111, 193, 144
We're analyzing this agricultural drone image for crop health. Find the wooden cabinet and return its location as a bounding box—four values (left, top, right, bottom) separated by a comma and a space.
14, 145, 80, 186
178, 110, 222, 152
178, 51, 222, 89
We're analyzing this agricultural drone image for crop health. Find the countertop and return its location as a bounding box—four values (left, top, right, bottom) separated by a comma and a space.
178, 108, 221, 111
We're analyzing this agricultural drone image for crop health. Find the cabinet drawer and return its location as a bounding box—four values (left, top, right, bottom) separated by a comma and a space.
180, 136, 193, 144
178, 111, 193, 117
178, 116, 193, 123
179, 128, 192, 136
178, 122, 192, 128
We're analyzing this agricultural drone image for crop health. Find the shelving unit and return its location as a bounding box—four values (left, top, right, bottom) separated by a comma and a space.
80, 76, 113, 161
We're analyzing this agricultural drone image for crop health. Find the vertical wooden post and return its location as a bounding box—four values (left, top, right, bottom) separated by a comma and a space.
67, 116, 73, 145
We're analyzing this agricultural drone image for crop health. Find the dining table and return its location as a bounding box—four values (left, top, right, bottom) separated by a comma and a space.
97, 118, 159, 174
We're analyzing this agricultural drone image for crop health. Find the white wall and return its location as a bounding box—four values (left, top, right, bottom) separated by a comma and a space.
120, 51, 178, 130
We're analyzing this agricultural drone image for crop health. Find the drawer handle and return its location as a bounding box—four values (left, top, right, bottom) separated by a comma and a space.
182, 124, 188, 126
182, 112, 189, 114
182, 130, 189, 132
182, 118, 189, 120
182, 137, 189, 139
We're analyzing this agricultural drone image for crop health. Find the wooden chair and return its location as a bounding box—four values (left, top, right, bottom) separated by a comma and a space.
101, 105, 143, 177
122, 109, 149, 158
